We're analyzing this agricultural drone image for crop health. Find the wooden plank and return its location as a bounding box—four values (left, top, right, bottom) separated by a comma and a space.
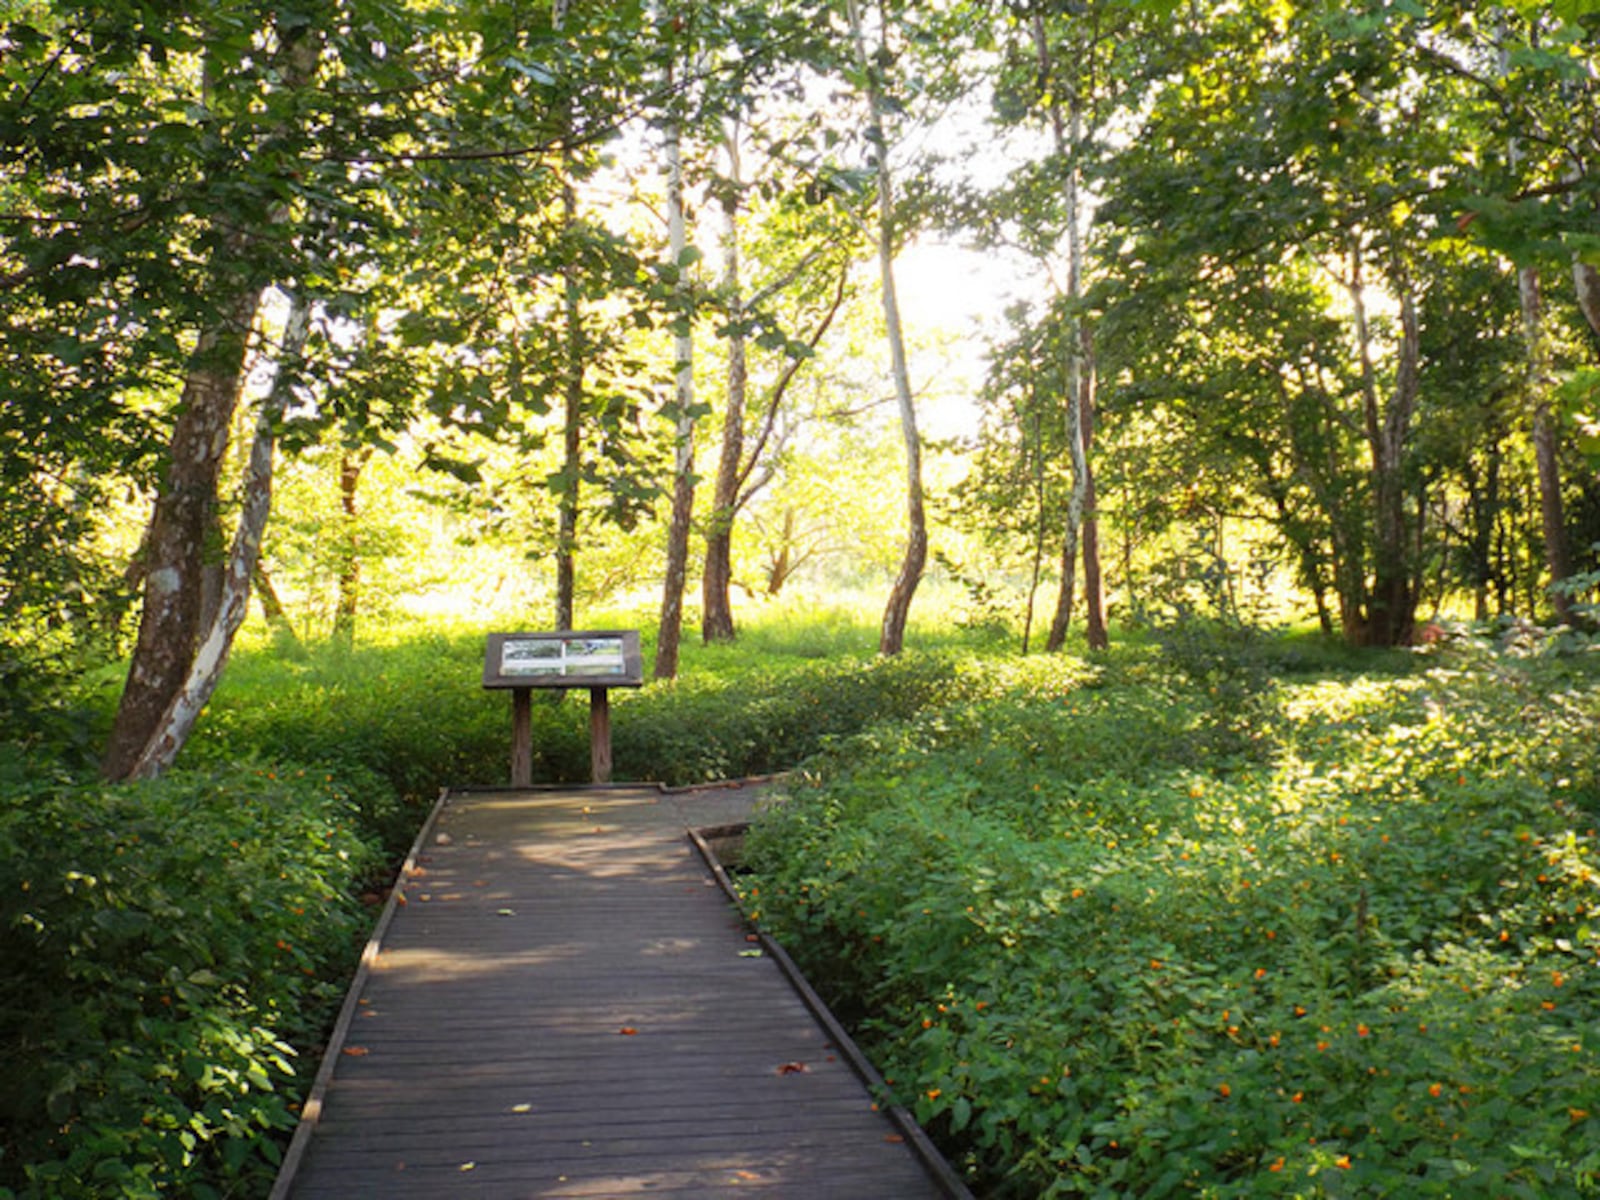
277, 785, 968, 1200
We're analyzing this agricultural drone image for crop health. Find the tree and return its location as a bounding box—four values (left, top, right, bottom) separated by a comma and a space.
1092, 0, 1483, 645
842, 0, 927, 656
701, 121, 858, 643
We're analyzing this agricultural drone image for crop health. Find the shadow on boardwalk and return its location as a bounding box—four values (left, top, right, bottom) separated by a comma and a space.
272, 783, 970, 1200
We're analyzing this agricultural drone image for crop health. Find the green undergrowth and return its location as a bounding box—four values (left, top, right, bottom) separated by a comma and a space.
0, 609, 1014, 1198
0, 767, 381, 1199
742, 639, 1600, 1198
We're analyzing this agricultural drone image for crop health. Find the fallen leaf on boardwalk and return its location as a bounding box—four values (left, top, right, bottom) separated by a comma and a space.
738, 949, 763, 958
435, 833, 452, 846
497, 908, 516, 916
745, 934, 760, 943
473, 880, 488, 887
409, 866, 428, 878
342, 1046, 370, 1057
418, 893, 432, 902
775, 1062, 809, 1075
618, 1027, 638, 1036
510, 1103, 533, 1114
732, 1170, 762, 1181
884, 1134, 905, 1144
459, 1161, 475, 1172
395, 892, 407, 905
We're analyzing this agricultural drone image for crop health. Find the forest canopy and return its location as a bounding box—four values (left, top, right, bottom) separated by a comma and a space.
2, 0, 1598, 773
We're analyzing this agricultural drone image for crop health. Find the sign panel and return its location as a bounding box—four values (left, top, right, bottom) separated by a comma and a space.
483, 630, 644, 689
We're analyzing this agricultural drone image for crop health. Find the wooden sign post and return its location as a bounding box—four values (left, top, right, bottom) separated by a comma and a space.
483, 631, 644, 786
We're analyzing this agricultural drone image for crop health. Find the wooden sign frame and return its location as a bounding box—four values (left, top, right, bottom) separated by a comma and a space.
483, 631, 644, 785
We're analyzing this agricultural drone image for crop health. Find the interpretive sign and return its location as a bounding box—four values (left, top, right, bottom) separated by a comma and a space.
483, 631, 644, 786
483, 631, 643, 689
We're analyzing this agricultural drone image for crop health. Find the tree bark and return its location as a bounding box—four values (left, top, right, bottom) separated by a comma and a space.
1350, 261, 1419, 647
1032, 14, 1104, 653
1575, 258, 1600, 339
654, 103, 697, 681
1520, 265, 1577, 625
702, 129, 745, 645
847, 0, 926, 657
122, 293, 310, 779
1079, 327, 1108, 650
104, 290, 260, 778
1022, 381, 1048, 654
555, 175, 583, 633
332, 445, 371, 650
553, 0, 581, 633
253, 562, 303, 654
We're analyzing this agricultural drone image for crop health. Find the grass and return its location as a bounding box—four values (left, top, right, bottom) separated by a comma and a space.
5, 607, 1595, 1198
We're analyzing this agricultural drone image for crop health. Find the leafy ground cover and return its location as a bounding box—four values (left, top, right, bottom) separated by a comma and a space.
0, 605, 1002, 1198
743, 631, 1600, 1197
0, 767, 383, 1199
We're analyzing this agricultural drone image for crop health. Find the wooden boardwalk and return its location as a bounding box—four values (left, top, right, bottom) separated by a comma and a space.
272, 785, 968, 1199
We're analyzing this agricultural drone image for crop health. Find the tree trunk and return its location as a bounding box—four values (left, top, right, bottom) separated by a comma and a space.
555, 175, 583, 633
332, 446, 371, 651
253, 562, 303, 655
654, 105, 697, 681
1350, 259, 1419, 647
847, 0, 926, 657
1079, 328, 1108, 650
1032, 14, 1103, 654
122, 293, 309, 779
1519, 266, 1577, 625
1044, 407, 1082, 652
1022, 382, 1048, 654
104, 290, 260, 778
767, 510, 796, 595
103, 17, 319, 779
702, 129, 745, 645
553, 0, 580, 633
1575, 258, 1600, 339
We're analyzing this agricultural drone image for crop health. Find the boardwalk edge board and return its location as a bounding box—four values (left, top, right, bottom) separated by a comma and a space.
686, 822, 976, 1200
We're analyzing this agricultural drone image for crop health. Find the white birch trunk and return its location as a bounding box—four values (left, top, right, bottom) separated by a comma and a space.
127, 295, 310, 779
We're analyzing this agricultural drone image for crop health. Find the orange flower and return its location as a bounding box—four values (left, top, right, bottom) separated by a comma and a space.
1428, 1083, 1443, 1097
1218, 1083, 1231, 1099
1357, 1024, 1370, 1038
1268, 1157, 1285, 1172
926, 1088, 942, 1101
1336, 1155, 1352, 1170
